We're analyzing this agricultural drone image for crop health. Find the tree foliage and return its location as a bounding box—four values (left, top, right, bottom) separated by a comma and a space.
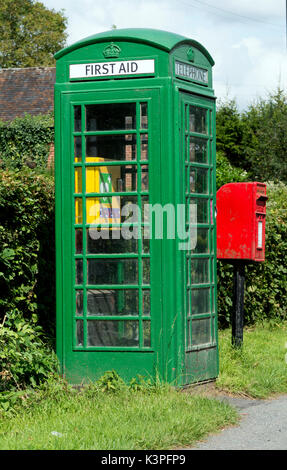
216, 89, 287, 183
216, 99, 247, 168
0, 0, 67, 68
242, 89, 287, 182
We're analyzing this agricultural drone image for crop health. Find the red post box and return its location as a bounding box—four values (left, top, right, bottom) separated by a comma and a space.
216, 182, 267, 262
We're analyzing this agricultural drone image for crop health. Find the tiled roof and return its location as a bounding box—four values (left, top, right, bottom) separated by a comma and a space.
0, 67, 56, 121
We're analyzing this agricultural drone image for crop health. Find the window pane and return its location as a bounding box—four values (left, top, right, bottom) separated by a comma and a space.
140, 103, 148, 129
86, 197, 120, 225
86, 134, 136, 161
86, 165, 137, 194
141, 165, 149, 191
86, 195, 138, 225
75, 229, 83, 254
76, 259, 83, 284
86, 103, 136, 131
74, 106, 81, 132
187, 289, 191, 316
143, 320, 151, 347
87, 289, 138, 316
87, 320, 139, 347
76, 320, 84, 346
140, 134, 148, 160
190, 198, 208, 223
190, 259, 209, 284
187, 318, 191, 347
75, 167, 82, 193
186, 258, 190, 285
120, 196, 140, 223
75, 198, 83, 224
87, 228, 138, 254
141, 195, 149, 223
191, 318, 211, 346
87, 258, 138, 285
189, 106, 207, 134
193, 228, 209, 254
143, 290, 150, 316
142, 236, 150, 254
76, 290, 83, 316
190, 168, 208, 194
191, 288, 210, 315
189, 137, 208, 163
143, 258, 150, 285
74, 136, 82, 162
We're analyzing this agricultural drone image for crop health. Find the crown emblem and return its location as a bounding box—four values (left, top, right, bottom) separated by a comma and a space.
187, 48, 195, 62
103, 43, 121, 59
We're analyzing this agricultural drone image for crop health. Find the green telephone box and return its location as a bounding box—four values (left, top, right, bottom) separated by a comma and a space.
54, 28, 218, 386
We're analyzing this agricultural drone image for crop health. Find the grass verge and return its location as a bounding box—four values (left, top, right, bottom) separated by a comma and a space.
1, 322, 286, 449
216, 322, 287, 398
0, 378, 238, 450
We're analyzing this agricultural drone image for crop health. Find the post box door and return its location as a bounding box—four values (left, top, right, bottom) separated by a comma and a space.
57, 88, 162, 383
179, 92, 218, 383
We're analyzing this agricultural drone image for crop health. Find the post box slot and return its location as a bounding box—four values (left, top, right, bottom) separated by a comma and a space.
256, 195, 268, 202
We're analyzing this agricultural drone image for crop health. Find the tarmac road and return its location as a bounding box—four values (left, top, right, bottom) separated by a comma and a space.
193, 394, 287, 450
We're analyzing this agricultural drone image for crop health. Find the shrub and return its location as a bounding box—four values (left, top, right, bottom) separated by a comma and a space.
216, 151, 249, 190
0, 169, 55, 337
0, 113, 54, 170
0, 311, 58, 396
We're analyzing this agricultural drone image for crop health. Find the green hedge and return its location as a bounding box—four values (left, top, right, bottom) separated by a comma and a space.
216, 151, 249, 190
0, 169, 55, 337
0, 114, 54, 170
217, 181, 287, 327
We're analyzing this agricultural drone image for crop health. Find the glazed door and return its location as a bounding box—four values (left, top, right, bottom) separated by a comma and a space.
180, 92, 219, 383
59, 89, 162, 383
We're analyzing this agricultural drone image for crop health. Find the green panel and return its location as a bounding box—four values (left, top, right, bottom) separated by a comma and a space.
184, 347, 218, 383
63, 351, 157, 384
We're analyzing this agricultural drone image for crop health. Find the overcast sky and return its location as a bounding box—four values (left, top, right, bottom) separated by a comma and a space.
41, 0, 286, 110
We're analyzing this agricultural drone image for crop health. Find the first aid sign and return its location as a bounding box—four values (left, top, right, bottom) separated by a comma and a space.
69, 59, 155, 79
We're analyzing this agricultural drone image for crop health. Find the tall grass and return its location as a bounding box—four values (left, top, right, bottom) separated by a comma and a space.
217, 322, 287, 398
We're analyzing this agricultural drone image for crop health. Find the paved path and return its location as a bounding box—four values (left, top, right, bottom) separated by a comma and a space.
193, 394, 287, 450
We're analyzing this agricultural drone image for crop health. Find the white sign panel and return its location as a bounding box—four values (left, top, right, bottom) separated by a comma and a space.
175, 60, 208, 84
257, 221, 263, 248
70, 59, 155, 79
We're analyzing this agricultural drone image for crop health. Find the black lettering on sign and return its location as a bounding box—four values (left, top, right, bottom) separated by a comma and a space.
119, 62, 126, 73
85, 65, 91, 76
95, 64, 101, 75
131, 62, 138, 73
174, 60, 208, 84
102, 64, 109, 74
